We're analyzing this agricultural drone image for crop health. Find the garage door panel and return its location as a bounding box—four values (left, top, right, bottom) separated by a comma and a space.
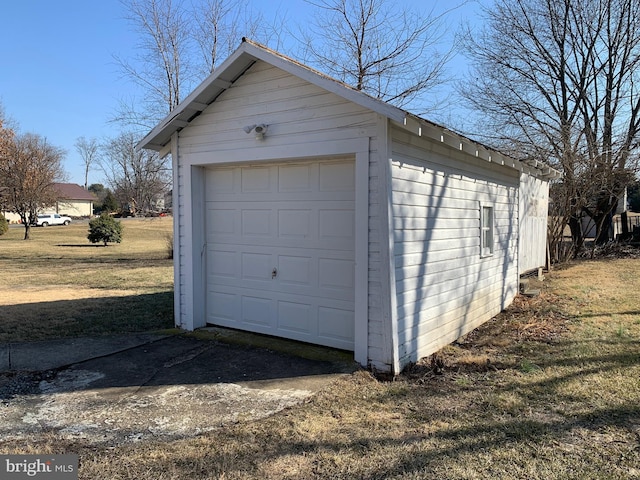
319, 258, 355, 290
241, 296, 274, 327
206, 158, 355, 350
242, 209, 272, 237
277, 255, 312, 286
319, 162, 355, 191
208, 168, 235, 194
241, 167, 273, 193
318, 307, 354, 344
208, 209, 236, 234
241, 252, 274, 282
209, 291, 238, 321
319, 211, 355, 252
209, 235, 353, 252
209, 191, 355, 202
208, 250, 237, 279
278, 164, 313, 192
278, 209, 312, 238
277, 300, 314, 334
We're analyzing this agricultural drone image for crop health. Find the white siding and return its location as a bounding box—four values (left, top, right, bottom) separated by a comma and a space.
56, 201, 93, 217
519, 173, 549, 273
174, 61, 389, 367
177, 63, 377, 160
174, 157, 188, 328
390, 126, 520, 367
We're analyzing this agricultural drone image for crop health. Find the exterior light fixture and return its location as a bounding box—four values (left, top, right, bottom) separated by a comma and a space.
243, 124, 268, 140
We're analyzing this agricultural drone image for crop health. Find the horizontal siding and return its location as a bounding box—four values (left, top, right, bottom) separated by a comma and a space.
174, 60, 386, 366
390, 126, 519, 366
179, 62, 376, 156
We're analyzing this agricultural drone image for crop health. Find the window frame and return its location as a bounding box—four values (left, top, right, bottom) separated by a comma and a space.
480, 202, 494, 258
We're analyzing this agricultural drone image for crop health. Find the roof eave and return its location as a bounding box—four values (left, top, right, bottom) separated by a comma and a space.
137, 40, 406, 152
137, 46, 257, 151
393, 114, 561, 181
136, 40, 561, 182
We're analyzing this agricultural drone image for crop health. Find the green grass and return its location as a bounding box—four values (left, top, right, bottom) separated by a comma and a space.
0, 218, 174, 342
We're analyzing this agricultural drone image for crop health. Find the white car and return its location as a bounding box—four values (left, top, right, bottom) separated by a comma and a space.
36, 213, 72, 227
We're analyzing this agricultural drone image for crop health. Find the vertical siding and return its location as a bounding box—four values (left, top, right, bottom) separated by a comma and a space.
390, 127, 520, 367
367, 132, 394, 370
175, 155, 187, 328
519, 173, 549, 273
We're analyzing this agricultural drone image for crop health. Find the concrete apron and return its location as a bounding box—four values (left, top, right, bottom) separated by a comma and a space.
0, 334, 356, 445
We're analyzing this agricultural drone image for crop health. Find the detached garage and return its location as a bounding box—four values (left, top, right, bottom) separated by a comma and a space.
139, 39, 559, 374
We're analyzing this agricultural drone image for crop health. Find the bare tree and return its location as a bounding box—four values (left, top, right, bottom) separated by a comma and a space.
0, 107, 13, 157
75, 136, 100, 190
101, 131, 171, 214
191, 0, 265, 76
0, 133, 66, 240
461, 0, 640, 260
116, 0, 285, 130
0, 108, 16, 216
115, 0, 194, 129
300, 0, 455, 112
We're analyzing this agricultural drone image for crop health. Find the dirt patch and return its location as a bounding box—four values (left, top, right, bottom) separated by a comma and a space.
402, 291, 573, 380
0, 286, 132, 305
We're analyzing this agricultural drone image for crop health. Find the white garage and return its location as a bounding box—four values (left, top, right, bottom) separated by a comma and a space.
139, 39, 558, 374
205, 159, 356, 350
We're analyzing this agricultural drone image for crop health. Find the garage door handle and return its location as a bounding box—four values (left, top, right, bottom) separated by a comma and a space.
272, 268, 278, 279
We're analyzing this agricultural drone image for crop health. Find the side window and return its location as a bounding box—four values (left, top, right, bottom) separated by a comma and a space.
480, 203, 494, 257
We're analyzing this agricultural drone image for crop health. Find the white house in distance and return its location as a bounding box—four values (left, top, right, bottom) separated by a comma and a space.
2, 183, 96, 223
51, 183, 96, 217
139, 39, 559, 374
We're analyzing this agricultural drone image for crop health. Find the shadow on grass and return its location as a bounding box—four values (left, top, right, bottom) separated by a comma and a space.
0, 292, 175, 343
234, 403, 640, 479
55, 244, 107, 248
187, 349, 640, 479
0, 292, 356, 395
576, 310, 640, 318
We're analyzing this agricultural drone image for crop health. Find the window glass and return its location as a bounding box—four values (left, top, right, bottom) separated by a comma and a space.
481, 204, 494, 257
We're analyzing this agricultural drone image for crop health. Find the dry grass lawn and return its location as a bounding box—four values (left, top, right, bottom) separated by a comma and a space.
0, 229, 639, 479
0, 217, 175, 342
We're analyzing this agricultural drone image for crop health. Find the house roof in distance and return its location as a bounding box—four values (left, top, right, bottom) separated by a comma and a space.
53, 183, 96, 201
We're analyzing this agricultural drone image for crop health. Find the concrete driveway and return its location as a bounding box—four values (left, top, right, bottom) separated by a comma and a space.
0, 334, 356, 445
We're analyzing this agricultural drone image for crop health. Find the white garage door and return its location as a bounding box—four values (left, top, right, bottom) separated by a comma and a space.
205, 158, 355, 350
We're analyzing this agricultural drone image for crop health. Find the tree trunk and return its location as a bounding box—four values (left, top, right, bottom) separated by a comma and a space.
621, 211, 629, 239
594, 197, 617, 245
568, 215, 584, 258
595, 213, 613, 244
23, 223, 31, 240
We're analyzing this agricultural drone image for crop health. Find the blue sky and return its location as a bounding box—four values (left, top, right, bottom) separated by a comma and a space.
0, 1, 483, 186
1, 1, 137, 185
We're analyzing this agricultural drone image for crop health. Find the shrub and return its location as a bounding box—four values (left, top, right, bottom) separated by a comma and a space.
102, 190, 119, 213
88, 213, 123, 246
165, 233, 173, 259
0, 214, 8, 236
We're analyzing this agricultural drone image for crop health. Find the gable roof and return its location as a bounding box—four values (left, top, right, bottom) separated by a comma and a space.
53, 183, 96, 201
139, 39, 560, 180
